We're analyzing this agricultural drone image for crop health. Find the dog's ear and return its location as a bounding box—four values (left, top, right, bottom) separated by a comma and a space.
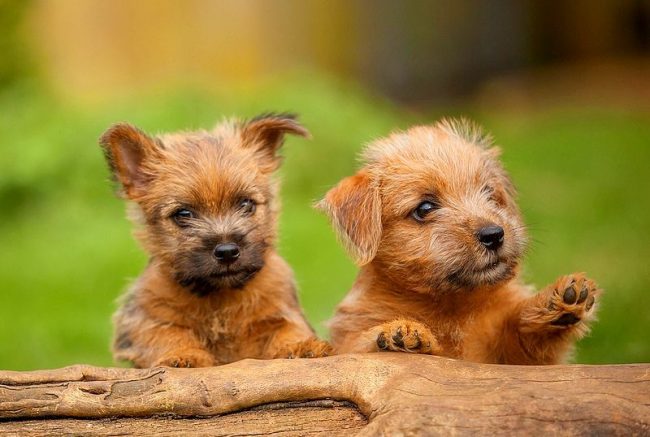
241, 113, 310, 172
486, 146, 517, 200
100, 123, 160, 198
316, 170, 382, 265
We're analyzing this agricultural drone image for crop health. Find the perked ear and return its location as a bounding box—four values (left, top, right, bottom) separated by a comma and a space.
99, 123, 160, 198
241, 113, 310, 172
486, 146, 518, 199
316, 170, 382, 265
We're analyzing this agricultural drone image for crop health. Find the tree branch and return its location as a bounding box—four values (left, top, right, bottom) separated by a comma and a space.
0, 354, 648, 435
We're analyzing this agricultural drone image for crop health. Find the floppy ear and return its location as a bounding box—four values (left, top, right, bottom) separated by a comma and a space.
99, 123, 160, 198
241, 113, 310, 172
316, 170, 382, 265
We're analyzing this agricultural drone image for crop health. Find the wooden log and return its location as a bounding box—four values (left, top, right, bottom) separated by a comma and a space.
0, 354, 648, 436
0, 402, 366, 436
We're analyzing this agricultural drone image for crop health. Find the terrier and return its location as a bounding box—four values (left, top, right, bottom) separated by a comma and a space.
101, 113, 331, 368
318, 119, 601, 364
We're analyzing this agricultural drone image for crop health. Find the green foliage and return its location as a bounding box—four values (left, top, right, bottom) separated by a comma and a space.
1, 77, 648, 369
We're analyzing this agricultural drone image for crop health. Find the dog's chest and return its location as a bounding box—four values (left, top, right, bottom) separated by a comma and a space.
208, 316, 233, 341
203, 314, 245, 362
431, 319, 465, 358
427, 307, 496, 359
201, 298, 281, 362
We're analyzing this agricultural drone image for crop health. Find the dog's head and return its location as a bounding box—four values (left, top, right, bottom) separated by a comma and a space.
318, 119, 527, 293
101, 113, 309, 295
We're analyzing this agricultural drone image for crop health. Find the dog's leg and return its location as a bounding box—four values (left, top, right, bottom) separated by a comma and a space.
501, 273, 601, 364
114, 322, 216, 368
264, 321, 333, 359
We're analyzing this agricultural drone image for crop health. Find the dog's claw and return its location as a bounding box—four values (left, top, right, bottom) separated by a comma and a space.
410, 330, 422, 349
392, 327, 405, 347
377, 332, 388, 350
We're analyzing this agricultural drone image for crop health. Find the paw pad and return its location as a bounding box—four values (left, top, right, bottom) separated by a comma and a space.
585, 295, 595, 311
577, 286, 589, 304
551, 313, 581, 326
549, 274, 600, 328
562, 284, 576, 304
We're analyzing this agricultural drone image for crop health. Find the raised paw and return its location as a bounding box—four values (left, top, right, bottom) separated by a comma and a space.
375, 320, 439, 354
547, 273, 600, 329
153, 351, 216, 368
274, 338, 334, 359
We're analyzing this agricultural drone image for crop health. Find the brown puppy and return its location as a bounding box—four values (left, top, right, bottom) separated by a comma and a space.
101, 113, 331, 368
319, 119, 601, 364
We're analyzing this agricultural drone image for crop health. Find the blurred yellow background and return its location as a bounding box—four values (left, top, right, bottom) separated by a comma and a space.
1, 0, 649, 369
25, 0, 650, 106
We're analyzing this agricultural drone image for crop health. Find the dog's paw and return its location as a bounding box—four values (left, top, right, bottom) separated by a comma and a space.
547, 273, 600, 329
274, 339, 334, 359
375, 320, 439, 354
153, 351, 216, 368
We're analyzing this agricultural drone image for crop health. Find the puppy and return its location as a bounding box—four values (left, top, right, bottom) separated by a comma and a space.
101, 113, 331, 368
319, 119, 601, 364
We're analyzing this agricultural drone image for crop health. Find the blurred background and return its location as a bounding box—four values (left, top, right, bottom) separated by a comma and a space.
1, 0, 649, 370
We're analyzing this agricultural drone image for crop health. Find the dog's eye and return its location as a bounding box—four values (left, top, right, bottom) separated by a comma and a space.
482, 185, 496, 200
239, 198, 256, 216
172, 209, 195, 226
483, 184, 504, 205
412, 201, 439, 222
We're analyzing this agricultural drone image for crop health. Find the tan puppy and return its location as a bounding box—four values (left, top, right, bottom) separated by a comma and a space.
319, 119, 601, 364
101, 113, 331, 368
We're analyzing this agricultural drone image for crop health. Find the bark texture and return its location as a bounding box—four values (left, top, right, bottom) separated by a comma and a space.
0, 354, 648, 436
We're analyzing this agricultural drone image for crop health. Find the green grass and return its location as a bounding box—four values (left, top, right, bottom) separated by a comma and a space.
1, 77, 648, 369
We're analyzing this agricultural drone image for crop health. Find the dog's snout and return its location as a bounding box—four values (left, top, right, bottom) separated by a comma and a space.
477, 225, 504, 251
213, 243, 240, 263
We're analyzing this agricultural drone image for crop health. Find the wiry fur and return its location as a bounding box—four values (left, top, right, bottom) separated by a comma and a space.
319, 119, 601, 365
101, 114, 330, 368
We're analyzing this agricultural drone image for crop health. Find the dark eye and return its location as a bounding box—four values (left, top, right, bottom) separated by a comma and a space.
482, 185, 495, 199
172, 209, 194, 226
412, 201, 439, 222
483, 184, 504, 205
239, 198, 256, 216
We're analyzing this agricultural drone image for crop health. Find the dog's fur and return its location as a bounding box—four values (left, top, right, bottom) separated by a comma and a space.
319, 119, 601, 364
101, 114, 331, 368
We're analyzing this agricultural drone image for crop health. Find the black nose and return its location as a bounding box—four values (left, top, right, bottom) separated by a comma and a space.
477, 225, 504, 250
213, 243, 240, 263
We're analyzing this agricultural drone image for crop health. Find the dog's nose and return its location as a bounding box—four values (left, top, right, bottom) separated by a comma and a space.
213, 243, 240, 263
477, 225, 504, 251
